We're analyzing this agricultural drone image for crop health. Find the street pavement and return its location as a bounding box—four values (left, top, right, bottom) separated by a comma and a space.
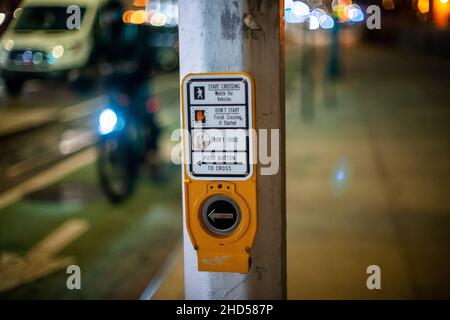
0, 73, 183, 299
0, 81, 102, 193
285, 40, 450, 299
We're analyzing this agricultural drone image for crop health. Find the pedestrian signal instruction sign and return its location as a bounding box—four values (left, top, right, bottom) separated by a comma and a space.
182, 73, 254, 180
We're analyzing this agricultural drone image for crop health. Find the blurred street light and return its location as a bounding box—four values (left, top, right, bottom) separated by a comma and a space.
308, 15, 320, 29
51, 45, 64, 59
417, 0, 430, 14
319, 14, 335, 29
149, 12, 167, 27
130, 10, 147, 24
382, 0, 395, 10
434, 0, 450, 28
123, 0, 178, 27
13, 7, 21, 18
2, 39, 14, 51
0, 12, 6, 26
292, 1, 310, 18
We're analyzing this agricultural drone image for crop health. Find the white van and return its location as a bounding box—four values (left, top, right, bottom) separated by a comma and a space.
0, 0, 113, 94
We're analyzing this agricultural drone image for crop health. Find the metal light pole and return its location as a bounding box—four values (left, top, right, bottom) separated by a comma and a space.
179, 0, 286, 299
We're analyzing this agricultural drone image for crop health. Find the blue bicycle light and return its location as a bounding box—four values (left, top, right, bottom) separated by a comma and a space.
98, 108, 118, 135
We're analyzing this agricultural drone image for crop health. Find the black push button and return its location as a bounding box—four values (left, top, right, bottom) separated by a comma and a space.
201, 195, 241, 235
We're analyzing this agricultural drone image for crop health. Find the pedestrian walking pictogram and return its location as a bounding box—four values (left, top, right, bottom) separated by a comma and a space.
194, 86, 205, 100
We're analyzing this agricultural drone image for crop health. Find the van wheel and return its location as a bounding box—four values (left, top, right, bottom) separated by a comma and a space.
4, 78, 24, 96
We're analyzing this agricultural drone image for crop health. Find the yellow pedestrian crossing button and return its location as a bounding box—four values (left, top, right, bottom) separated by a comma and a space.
181, 72, 258, 273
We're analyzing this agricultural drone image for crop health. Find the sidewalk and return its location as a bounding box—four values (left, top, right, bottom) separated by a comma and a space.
287, 42, 450, 299
153, 42, 450, 299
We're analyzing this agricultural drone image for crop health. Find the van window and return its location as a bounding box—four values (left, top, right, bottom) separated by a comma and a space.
14, 6, 87, 32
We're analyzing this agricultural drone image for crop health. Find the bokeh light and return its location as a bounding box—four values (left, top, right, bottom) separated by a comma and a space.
4, 39, 14, 51
382, 0, 395, 10
32, 52, 44, 65
99, 108, 118, 135
23, 50, 33, 63
292, 1, 310, 18
331, 160, 351, 194
13, 7, 22, 18
417, 0, 430, 14
319, 14, 335, 29
150, 12, 167, 27
285, 9, 303, 23
51, 45, 64, 59
130, 10, 147, 24
0, 13, 6, 26
308, 15, 320, 30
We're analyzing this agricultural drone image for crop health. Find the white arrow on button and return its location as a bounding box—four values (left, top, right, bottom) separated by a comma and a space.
208, 209, 235, 222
